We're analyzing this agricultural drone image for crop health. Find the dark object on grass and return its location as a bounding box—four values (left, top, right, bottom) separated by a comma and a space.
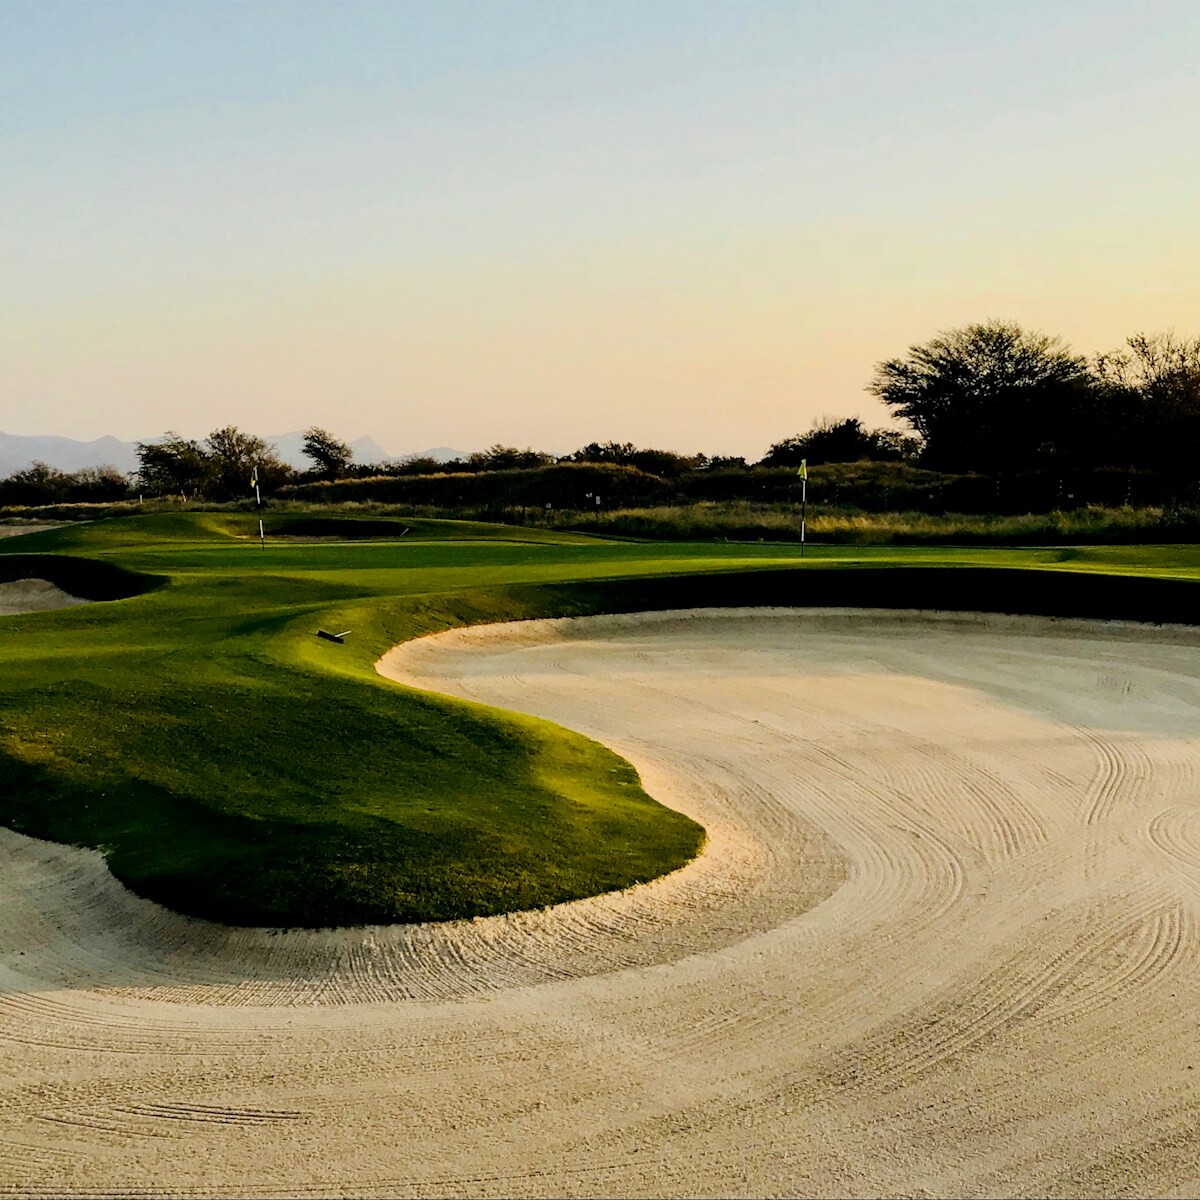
316, 629, 351, 644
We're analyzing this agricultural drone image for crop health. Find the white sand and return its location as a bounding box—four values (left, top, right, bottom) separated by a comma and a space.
0, 578, 89, 614
0, 522, 66, 539
5, 607, 1200, 1196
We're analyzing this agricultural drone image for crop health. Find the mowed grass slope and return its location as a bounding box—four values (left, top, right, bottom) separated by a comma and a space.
2, 512, 1200, 928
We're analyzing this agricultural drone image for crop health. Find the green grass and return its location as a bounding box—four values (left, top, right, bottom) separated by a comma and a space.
3, 511, 1200, 928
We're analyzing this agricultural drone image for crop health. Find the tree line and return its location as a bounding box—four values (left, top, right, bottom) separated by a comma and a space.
2, 321, 1196, 509
0, 425, 911, 506
869, 322, 1200, 483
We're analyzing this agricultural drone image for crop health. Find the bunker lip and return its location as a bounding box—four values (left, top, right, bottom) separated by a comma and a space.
0, 552, 164, 601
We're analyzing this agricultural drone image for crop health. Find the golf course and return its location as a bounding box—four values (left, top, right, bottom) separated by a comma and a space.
3, 512, 1200, 928
6, 514, 1200, 1194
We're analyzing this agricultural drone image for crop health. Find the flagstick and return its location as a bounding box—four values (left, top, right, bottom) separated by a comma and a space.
801, 474, 806, 558
798, 458, 808, 559
252, 464, 262, 547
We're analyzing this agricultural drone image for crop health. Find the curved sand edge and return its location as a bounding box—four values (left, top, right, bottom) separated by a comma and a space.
3, 605, 1197, 1012
0, 607, 851, 1009
0, 577, 90, 614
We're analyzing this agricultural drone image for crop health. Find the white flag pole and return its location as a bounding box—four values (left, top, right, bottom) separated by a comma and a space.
252, 465, 263, 547
799, 459, 807, 558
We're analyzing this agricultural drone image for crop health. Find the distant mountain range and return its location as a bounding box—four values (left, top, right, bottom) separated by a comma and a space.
0, 432, 469, 476
0, 434, 142, 477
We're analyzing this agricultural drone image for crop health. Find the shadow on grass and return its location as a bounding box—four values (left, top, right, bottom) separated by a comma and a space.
507, 565, 1200, 629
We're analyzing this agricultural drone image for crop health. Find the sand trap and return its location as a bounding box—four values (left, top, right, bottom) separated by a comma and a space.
0, 577, 89, 614
0, 521, 66, 539
5, 607, 1200, 1196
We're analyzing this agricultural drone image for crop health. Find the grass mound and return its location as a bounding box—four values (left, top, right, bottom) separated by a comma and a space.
0, 515, 720, 927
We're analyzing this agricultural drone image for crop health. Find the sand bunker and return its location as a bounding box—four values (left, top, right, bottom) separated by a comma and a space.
0, 521, 67, 540
0, 523, 56, 537
5, 607, 1200, 1196
0, 577, 89, 614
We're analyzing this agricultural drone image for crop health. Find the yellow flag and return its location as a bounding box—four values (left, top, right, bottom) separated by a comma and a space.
797, 459, 807, 480
251, 466, 259, 488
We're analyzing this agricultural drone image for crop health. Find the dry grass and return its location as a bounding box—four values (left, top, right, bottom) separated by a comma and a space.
543, 501, 1186, 544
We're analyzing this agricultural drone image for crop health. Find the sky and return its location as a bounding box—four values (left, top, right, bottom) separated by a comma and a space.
3, 0, 1198, 460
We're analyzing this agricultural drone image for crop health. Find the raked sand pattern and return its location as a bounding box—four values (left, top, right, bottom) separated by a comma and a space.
6, 608, 1200, 1196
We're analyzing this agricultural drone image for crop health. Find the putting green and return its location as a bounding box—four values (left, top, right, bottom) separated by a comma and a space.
1, 511, 1198, 928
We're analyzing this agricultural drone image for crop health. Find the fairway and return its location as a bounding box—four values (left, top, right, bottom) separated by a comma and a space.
5, 605, 1200, 1195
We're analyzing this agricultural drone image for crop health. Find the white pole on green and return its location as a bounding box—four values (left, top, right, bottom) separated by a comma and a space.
798, 459, 807, 557
251, 464, 263, 548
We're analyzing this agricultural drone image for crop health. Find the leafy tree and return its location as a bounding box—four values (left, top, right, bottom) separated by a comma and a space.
626, 448, 699, 477
301, 427, 353, 480
871, 429, 923, 461
569, 442, 698, 477
867, 319, 1092, 472
392, 455, 445, 476
0, 462, 70, 506
570, 441, 639, 465
760, 416, 918, 467
137, 428, 290, 499
205, 426, 289, 499
465, 445, 555, 472
694, 454, 748, 471
0, 463, 132, 507
1092, 331, 1200, 493
136, 434, 210, 498
70, 466, 131, 502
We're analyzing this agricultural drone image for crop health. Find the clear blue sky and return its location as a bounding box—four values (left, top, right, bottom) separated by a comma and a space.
3, 0, 1197, 457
